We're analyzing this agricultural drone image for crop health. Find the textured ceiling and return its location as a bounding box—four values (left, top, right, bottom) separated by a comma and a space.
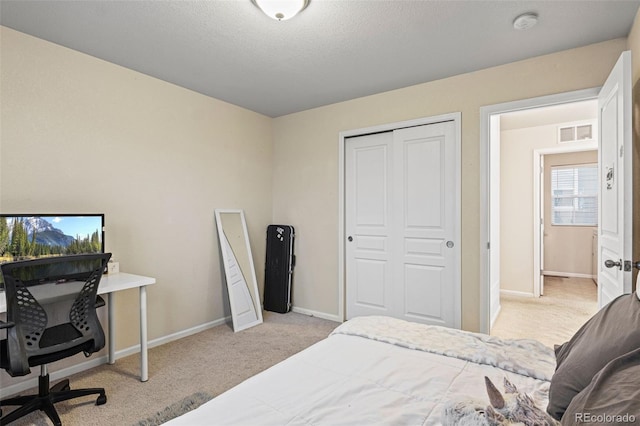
1, 0, 638, 117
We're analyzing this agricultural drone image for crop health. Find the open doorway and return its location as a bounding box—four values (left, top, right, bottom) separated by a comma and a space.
487, 99, 599, 347
481, 52, 634, 343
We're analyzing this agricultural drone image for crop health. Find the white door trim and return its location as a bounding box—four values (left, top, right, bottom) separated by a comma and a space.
338, 113, 462, 324
532, 143, 598, 297
479, 88, 600, 334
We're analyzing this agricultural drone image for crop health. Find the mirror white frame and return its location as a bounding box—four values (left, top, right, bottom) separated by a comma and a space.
215, 209, 263, 332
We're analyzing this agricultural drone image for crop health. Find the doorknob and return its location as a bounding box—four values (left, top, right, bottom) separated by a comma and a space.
347, 236, 353, 242
604, 259, 622, 270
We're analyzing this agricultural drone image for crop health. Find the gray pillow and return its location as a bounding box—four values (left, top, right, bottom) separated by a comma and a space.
547, 293, 640, 420
562, 347, 640, 425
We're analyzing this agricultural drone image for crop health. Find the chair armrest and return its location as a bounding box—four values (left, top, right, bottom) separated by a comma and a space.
0, 319, 15, 329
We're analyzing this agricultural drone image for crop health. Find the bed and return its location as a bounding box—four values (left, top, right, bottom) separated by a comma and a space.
166, 288, 640, 425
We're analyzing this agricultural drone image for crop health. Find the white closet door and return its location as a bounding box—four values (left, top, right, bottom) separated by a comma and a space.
345, 132, 395, 318
346, 121, 459, 328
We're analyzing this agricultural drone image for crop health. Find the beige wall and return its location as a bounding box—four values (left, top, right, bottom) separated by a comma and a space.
543, 151, 598, 277
272, 38, 627, 331
629, 8, 640, 85
500, 121, 596, 294
0, 26, 273, 356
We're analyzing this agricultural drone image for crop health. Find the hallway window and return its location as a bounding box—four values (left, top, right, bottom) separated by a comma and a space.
551, 164, 598, 226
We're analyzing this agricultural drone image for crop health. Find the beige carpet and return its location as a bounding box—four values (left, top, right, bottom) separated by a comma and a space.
4, 311, 338, 426
491, 276, 598, 348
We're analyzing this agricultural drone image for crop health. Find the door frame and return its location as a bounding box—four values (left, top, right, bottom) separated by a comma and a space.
479, 88, 600, 334
338, 112, 462, 323
533, 144, 598, 297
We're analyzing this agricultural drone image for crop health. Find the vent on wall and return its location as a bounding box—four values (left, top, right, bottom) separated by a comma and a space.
558, 122, 595, 143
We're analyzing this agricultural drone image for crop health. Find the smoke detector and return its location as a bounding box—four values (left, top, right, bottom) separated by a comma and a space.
513, 13, 538, 30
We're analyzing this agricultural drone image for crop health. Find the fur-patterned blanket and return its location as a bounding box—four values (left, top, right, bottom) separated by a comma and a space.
331, 316, 556, 380
442, 377, 559, 426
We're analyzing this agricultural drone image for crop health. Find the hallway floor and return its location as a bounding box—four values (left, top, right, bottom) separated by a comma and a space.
490, 276, 598, 348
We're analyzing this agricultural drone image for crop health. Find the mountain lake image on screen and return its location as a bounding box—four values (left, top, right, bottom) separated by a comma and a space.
0, 214, 105, 285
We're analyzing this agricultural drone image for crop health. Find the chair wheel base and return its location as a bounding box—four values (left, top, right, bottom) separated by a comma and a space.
96, 394, 107, 405
0, 373, 107, 425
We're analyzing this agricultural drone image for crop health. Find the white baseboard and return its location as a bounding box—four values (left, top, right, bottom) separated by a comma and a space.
0, 316, 231, 399
500, 289, 535, 298
116, 316, 231, 359
543, 271, 594, 279
291, 306, 341, 323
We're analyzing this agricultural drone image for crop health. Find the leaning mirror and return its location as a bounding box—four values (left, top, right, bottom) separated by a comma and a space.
215, 209, 263, 332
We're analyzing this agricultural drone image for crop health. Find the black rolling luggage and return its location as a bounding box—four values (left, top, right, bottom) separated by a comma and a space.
264, 225, 295, 313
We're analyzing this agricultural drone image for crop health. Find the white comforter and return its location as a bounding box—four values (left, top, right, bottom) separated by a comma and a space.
166, 316, 555, 425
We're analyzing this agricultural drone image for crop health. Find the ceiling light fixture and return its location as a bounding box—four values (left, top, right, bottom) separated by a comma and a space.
513, 12, 538, 30
251, 0, 309, 21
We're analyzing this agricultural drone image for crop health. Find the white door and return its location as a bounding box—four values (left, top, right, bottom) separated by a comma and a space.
597, 51, 633, 308
345, 121, 460, 328
345, 131, 394, 318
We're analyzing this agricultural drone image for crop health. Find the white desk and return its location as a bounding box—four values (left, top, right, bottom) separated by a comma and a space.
0, 272, 155, 382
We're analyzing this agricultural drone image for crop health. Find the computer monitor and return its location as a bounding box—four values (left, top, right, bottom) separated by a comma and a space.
0, 214, 105, 286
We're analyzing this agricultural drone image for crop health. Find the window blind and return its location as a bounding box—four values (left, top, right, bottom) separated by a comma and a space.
551, 164, 598, 226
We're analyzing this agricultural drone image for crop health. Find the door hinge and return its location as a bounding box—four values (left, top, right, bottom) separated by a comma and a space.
487, 242, 490, 250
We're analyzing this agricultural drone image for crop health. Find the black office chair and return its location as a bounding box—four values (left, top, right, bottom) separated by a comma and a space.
0, 253, 112, 426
